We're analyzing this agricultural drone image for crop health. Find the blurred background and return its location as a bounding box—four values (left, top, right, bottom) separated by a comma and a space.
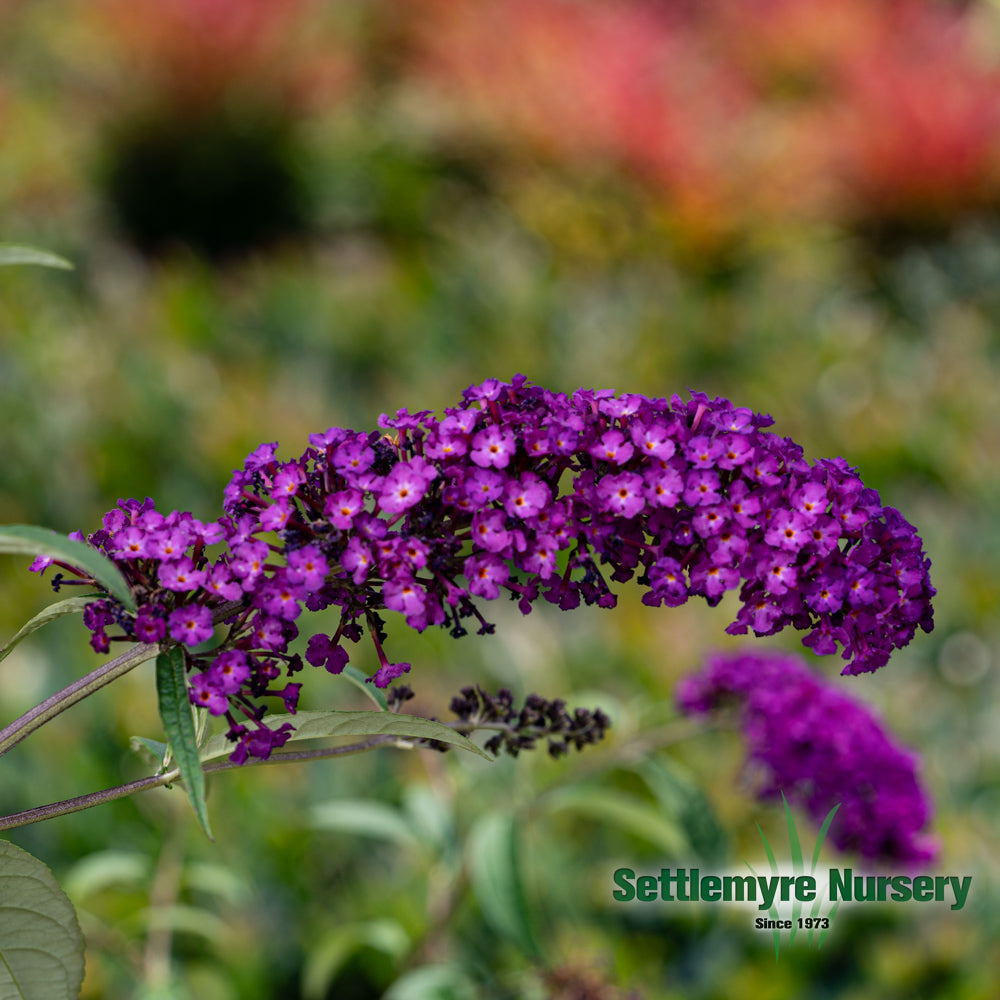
1, 0, 999, 996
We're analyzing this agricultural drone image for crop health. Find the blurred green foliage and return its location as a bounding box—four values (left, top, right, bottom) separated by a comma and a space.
1, 0, 999, 997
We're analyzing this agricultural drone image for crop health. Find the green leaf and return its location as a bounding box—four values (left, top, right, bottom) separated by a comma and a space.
180, 862, 251, 907
402, 786, 456, 856
310, 800, 423, 849
637, 759, 728, 864
156, 649, 212, 840
198, 710, 491, 763
129, 736, 170, 770
0, 244, 73, 270
0, 525, 135, 612
340, 664, 388, 710
303, 920, 409, 1000
0, 596, 93, 664
543, 785, 689, 856
468, 812, 542, 959
142, 904, 229, 943
61, 850, 150, 901
0, 840, 85, 1000
382, 965, 478, 1000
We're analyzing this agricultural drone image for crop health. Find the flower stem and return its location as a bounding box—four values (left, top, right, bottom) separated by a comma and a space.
0, 713, 619, 832
0, 599, 245, 759
0, 641, 160, 759
0, 716, 510, 831
0, 734, 404, 830
0, 768, 182, 829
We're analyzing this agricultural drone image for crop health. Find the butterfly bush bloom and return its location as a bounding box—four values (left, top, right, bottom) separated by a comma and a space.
33, 377, 934, 762
676, 650, 937, 866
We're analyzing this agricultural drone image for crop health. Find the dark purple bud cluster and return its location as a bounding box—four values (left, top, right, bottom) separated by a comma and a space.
676, 650, 937, 866
31, 376, 934, 763
445, 685, 611, 758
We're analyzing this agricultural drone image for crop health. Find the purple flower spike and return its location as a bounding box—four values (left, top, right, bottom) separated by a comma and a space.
677, 650, 937, 867
56, 377, 935, 763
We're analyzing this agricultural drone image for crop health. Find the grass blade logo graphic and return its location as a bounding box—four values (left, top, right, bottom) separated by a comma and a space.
805, 799, 841, 949
746, 793, 840, 959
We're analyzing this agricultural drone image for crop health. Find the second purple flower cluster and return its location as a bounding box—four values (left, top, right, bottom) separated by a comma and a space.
677, 650, 937, 866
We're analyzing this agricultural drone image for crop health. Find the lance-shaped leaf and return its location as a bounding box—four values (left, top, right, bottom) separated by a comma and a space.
0, 525, 135, 612
0, 596, 93, 664
156, 648, 212, 840
0, 840, 85, 1000
468, 812, 542, 959
543, 785, 689, 857
198, 710, 491, 763
310, 801, 424, 850
339, 665, 388, 711
129, 735, 170, 771
0, 244, 73, 269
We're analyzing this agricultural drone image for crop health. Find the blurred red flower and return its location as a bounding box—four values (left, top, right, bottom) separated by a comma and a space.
405, 0, 1000, 244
